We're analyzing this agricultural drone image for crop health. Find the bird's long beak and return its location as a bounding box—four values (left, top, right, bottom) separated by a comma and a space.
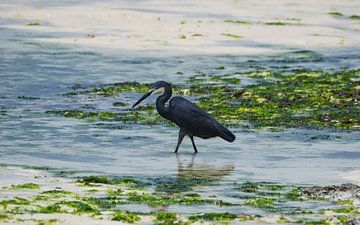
132, 89, 154, 108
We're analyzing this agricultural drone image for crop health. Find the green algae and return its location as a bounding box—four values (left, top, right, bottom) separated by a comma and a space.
125, 191, 234, 207
338, 200, 354, 205
0, 213, 10, 221
349, 15, 360, 20
1, 175, 360, 225
0, 197, 30, 210
77, 176, 148, 188
237, 181, 286, 193
284, 188, 303, 201
189, 212, 237, 223
113, 102, 128, 107
82, 196, 119, 210
52, 68, 360, 130
35, 189, 73, 200
245, 197, 275, 208
17, 96, 41, 100
155, 212, 189, 225
264, 22, 289, 26
224, 20, 295, 26
10, 183, 40, 190
222, 33, 243, 38
38, 200, 99, 214
224, 20, 253, 24
112, 210, 140, 223
27, 22, 41, 26
328, 12, 344, 17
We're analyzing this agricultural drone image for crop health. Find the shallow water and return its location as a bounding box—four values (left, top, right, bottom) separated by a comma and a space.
1, 0, 360, 193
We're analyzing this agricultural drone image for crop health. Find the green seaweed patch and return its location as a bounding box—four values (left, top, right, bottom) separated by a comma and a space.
112, 210, 140, 223
238, 181, 259, 192
245, 197, 275, 208
155, 212, 189, 225
113, 102, 128, 107
222, 33, 243, 38
200, 69, 360, 129
224, 19, 294, 26
154, 177, 214, 193
40, 189, 72, 195
38, 200, 99, 214
10, 183, 40, 190
337, 200, 354, 205
189, 212, 237, 223
35, 189, 73, 200
27, 22, 41, 26
125, 191, 234, 206
237, 181, 286, 193
328, 12, 344, 17
17, 96, 41, 100
263, 22, 290, 26
284, 188, 303, 201
323, 207, 358, 214
52, 69, 360, 130
349, 15, 360, 20
0, 213, 10, 221
224, 20, 254, 25
46, 109, 165, 126
65, 82, 151, 96
77, 176, 147, 188
0, 197, 30, 210
82, 196, 119, 210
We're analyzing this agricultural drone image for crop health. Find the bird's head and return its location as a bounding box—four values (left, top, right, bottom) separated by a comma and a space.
132, 81, 169, 108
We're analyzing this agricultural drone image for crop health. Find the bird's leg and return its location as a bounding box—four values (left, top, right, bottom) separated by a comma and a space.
175, 129, 186, 153
189, 136, 198, 153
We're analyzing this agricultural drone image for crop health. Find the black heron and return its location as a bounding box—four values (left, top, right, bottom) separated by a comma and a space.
132, 81, 235, 153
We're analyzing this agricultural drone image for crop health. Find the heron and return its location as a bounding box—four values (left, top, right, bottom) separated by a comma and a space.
132, 81, 235, 153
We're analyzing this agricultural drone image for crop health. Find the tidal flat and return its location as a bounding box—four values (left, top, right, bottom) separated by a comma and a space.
1, 0, 360, 224
1, 166, 360, 225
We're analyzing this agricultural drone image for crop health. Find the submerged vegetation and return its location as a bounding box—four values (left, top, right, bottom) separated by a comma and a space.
47, 68, 360, 130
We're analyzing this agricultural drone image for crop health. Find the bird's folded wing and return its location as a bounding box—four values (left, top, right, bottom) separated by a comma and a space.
170, 98, 220, 136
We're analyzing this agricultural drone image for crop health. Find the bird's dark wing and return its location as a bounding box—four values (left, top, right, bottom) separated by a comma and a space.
169, 97, 235, 142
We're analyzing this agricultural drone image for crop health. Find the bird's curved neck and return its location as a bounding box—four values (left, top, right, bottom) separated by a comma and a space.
156, 84, 172, 121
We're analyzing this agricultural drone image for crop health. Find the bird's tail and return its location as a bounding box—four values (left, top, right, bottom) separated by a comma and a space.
218, 124, 235, 142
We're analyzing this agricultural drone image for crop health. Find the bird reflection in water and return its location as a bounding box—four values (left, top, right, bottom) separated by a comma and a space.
176, 153, 234, 181
148, 154, 235, 212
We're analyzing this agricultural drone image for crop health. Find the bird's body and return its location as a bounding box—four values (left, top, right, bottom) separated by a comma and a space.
133, 81, 235, 153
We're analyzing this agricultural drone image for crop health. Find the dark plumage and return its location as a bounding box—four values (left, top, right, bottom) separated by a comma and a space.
132, 81, 235, 153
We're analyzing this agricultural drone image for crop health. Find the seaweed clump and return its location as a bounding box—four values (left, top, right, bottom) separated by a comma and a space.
50, 69, 360, 130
